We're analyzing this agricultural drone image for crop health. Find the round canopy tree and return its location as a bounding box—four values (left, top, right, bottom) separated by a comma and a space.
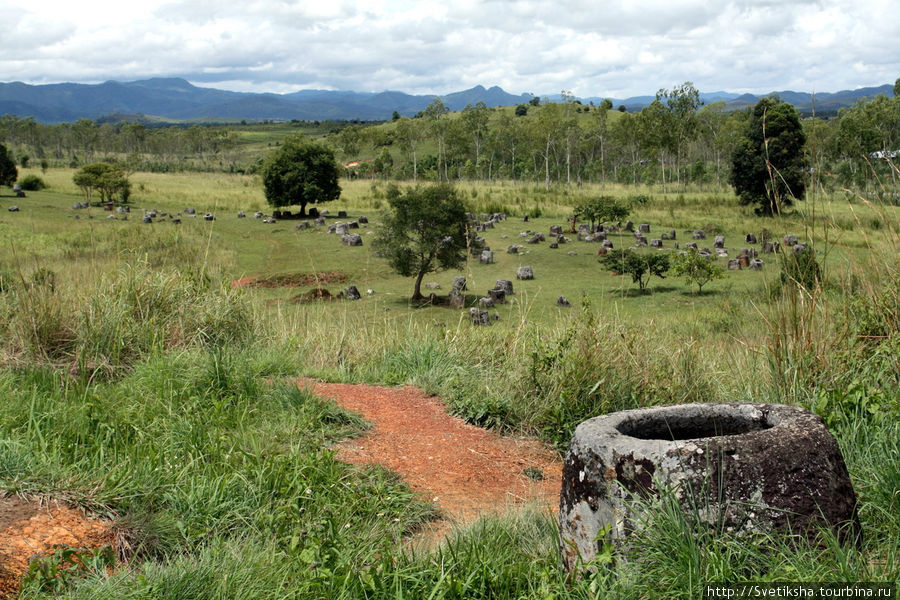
372, 184, 474, 301
261, 136, 341, 215
729, 97, 807, 215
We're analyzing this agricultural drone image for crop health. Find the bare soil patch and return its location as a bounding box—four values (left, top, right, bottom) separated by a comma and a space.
0, 496, 113, 597
233, 271, 349, 289
298, 380, 562, 532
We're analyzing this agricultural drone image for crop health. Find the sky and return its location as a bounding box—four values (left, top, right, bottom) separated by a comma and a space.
1, 0, 897, 99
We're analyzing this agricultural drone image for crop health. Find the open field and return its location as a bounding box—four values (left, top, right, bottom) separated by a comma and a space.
0, 170, 897, 598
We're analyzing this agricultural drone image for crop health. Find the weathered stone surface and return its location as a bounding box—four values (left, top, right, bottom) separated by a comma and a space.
8, 206, 20, 212
550, 225, 563, 236
559, 403, 861, 572
185, 207, 196, 215
638, 223, 650, 233
649, 239, 663, 248
762, 241, 781, 253
749, 258, 764, 270
495, 279, 514, 295
337, 210, 348, 218
469, 307, 491, 325
685, 242, 698, 250
634, 235, 648, 247
425, 282, 441, 290
784, 234, 799, 246
728, 258, 742, 270
479, 296, 494, 308
344, 285, 361, 300
237, 211, 246, 218
449, 291, 465, 309
601, 239, 614, 249
204, 213, 215, 221
488, 288, 506, 304
315, 216, 326, 226
296, 221, 311, 231
549, 242, 559, 249
452, 276, 467, 292
516, 266, 534, 280
557, 296, 571, 307
358, 216, 369, 224
745, 233, 758, 244
335, 223, 349, 235
624, 220, 634, 232
507, 245, 519, 254
480, 250, 494, 264
528, 233, 546, 244
714, 235, 725, 248
693, 230, 706, 240
348, 221, 360, 229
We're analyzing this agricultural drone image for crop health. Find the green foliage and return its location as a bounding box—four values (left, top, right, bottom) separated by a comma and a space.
0, 142, 16, 187
601, 248, 671, 291
730, 98, 808, 214
22, 544, 116, 594
574, 195, 630, 229
672, 248, 725, 294
19, 174, 47, 191
261, 135, 341, 213
72, 162, 131, 203
780, 244, 822, 290
372, 183, 475, 300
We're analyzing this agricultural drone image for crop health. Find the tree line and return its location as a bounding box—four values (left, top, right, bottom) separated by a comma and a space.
1, 79, 898, 197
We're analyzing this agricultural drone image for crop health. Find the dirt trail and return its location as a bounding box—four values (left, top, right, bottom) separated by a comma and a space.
299, 380, 563, 530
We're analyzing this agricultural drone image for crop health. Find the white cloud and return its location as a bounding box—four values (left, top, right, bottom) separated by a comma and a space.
0, 0, 896, 98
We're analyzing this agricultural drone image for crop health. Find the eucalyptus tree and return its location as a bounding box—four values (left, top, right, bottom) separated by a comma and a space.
395, 117, 424, 181
423, 98, 451, 181
461, 101, 490, 178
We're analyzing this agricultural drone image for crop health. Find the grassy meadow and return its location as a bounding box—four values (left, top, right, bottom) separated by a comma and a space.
0, 168, 898, 598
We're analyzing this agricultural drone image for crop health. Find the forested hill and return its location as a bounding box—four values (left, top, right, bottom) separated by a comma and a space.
0, 77, 893, 124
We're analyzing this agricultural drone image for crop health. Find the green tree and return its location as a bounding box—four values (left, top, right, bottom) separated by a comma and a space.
894, 78, 899, 98
574, 196, 629, 230
601, 249, 670, 292
372, 184, 474, 301
72, 162, 130, 203
672, 248, 725, 294
729, 97, 808, 215
0, 143, 17, 188
261, 136, 341, 215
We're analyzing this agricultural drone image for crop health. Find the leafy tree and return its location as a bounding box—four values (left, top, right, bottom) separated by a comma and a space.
574, 196, 630, 230
894, 78, 900, 98
730, 97, 808, 215
72, 162, 130, 203
261, 136, 341, 215
600, 99, 613, 111
601, 249, 670, 292
0, 143, 16, 188
515, 104, 528, 117
672, 248, 725, 294
372, 184, 475, 301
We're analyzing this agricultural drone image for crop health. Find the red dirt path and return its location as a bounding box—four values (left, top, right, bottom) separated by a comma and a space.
298, 380, 563, 528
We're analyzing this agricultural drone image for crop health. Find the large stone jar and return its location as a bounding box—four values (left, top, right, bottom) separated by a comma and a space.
559, 403, 860, 572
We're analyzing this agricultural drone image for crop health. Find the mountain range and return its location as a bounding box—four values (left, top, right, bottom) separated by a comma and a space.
0, 78, 893, 124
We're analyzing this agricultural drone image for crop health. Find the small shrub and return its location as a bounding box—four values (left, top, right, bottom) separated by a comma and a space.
19, 174, 46, 191
780, 245, 822, 290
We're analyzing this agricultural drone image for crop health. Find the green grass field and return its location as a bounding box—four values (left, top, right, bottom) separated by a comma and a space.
0, 170, 897, 598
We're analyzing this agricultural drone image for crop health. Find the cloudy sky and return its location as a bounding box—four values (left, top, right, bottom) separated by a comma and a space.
1, 0, 897, 99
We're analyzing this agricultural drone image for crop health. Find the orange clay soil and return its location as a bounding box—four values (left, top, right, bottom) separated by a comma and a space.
298, 380, 563, 532
0, 496, 113, 597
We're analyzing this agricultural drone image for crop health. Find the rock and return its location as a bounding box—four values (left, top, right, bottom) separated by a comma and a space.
714, 235, 725, 248
479, 296, 495, 308
649, 239, 663, 248
728, 258, 742, 270
495, 280, 514, 295
624, 220, 634, 232
348, 221, 360, 229
449, 291, 465, 309
204, 213, 215, 221
254, 211, 264, 219
550, 225, 563, 236
480, 250, 494, 264
237, 211, 246, 218
315, 216, 326, 226
738, 254, 751, 268
739, 247, 758, 259
309, 207, 320, 217
8, 206, 19, 212
762, 241, 781, 253
634, 235, 648, 247
338, 210, 348, 218
601, 239, 614, 249
685, 242, 698, 250
296, 221, 311, 231
452, 276, 467, 292
750, 258, 764, 270
567, 251, 578, 256
335, 223, 349, 235
507, 245, 519, 254
142, 215, 152, 223
425, 282, 441, 290
185, 208, 196, 215
784, 234, 799, 246
469, 307, 491, 325
358, 216, 369, 224
549, 242, 559, 249
559, 403, 861, 572
263, 217, 276, 224
638, 223, 650, 233
106, 214, 117, 220
522, 215, 529, 222
344, 285, 361, 300
745, 233, 758, 244
668, 229, 676, 240
488, 288, 506, 304
716, 249, 729, 258
557, 235, 568, 244
693, 230, 706, 240
341, 234, 363, 246
516, 266, 534, 280
171, 218, 181, 224
792, 243, 808, 254
557, 296, 571, 307
527, 233, 546, 244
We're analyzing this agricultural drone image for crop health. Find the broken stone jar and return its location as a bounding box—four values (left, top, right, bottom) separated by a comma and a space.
559, 403, 861, 572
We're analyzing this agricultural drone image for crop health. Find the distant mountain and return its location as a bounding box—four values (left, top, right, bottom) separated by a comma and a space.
0, 78, 893, 124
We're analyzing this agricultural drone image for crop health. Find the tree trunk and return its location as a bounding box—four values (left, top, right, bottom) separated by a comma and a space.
412, 270, 427, 301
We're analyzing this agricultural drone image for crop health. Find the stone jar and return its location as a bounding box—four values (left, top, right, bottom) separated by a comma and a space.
559, 403, 860, 572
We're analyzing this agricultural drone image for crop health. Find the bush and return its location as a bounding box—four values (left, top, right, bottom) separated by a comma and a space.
780, 245, 822, 290
19, 174, 46, 191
